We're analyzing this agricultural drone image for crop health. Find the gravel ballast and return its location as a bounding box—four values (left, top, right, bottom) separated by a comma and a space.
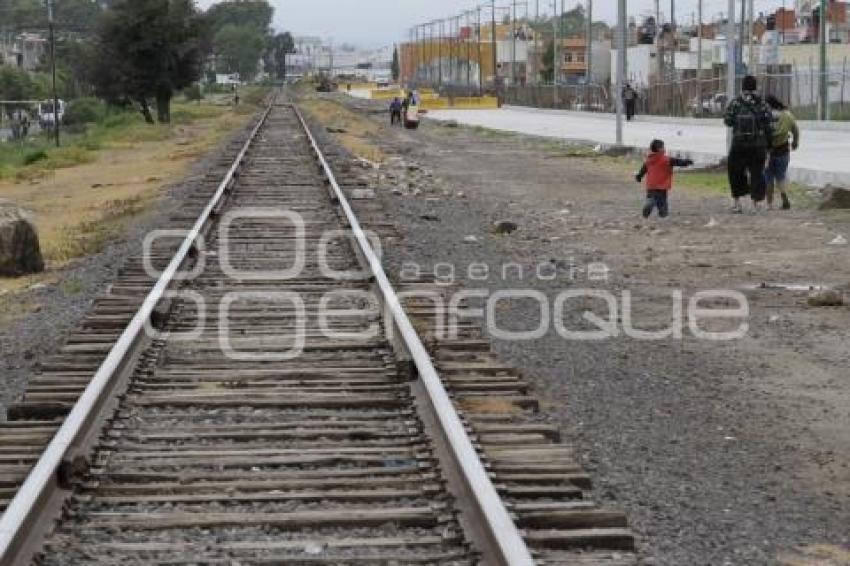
313, 94, 850, 566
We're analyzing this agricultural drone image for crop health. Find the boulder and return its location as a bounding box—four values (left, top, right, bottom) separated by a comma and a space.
0, 201, 44, 277
492, 220, 519, 235
819, 186, 850, 210
807, 289, 845, 307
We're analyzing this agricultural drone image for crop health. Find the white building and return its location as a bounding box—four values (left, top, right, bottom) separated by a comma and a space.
611, 44, 657, 88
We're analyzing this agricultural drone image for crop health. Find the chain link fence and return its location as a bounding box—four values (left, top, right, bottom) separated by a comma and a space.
502, 84, 610, 111
499, 65, 850, 120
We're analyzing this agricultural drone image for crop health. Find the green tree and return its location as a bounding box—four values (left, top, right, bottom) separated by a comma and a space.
391, 45, 400, 81
267, 32, 294, 80
0, 0, 102, 31
0, 0, 44, 30
214, 24, 266, 82
55, 0, 103, 31
0, 66, 38, 117
206, 0, 273, 35
91, 0, 208, 123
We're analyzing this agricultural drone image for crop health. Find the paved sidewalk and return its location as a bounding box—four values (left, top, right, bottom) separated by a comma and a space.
427, 106, 850, 187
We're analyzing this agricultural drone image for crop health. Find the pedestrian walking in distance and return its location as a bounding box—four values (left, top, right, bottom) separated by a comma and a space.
724, 75, 774, 214
764, 95, 800, 210
635, 139, 693, 218
623, 83, 638, 121
389, 97, 402, 126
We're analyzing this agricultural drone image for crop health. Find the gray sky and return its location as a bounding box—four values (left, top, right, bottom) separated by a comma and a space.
196, 1, 790, 47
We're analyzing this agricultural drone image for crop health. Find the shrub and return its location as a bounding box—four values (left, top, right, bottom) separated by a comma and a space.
183, 84, 203, 102
23, 149, 48, 165
63, 98, 106, 125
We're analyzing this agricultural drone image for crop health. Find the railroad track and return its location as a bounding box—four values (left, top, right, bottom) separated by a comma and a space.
0, 98, 637, 565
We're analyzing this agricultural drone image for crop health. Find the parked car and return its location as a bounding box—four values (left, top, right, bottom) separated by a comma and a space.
38, 99, 65, 130
689, 93, 728, 116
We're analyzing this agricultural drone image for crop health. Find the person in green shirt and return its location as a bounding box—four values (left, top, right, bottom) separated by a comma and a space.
764, 95, 800, 210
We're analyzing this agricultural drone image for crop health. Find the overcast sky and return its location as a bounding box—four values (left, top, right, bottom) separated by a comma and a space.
196, 1, 791, 46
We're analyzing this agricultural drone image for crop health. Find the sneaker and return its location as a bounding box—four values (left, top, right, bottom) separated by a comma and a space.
781, 194, 791, 210
731, 202, 743, 214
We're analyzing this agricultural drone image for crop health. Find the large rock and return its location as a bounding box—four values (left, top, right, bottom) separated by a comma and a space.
0, 201, 44, 276
819, 186, 850, 210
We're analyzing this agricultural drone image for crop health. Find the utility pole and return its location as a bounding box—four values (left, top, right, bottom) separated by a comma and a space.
466, 10, 473, 94
511, 0, 517, 86
439, 19, 444, 87
747, 0, 754, 71
670, 0, 676, 70
412, 27, 418, 85
697, 0, 703, 111
47, 0, 59, 147
478, 6, 484, 93
616, 0, 626, 145
491, 0, 498, 92
553, 0, 559, 105
585, 0, 593, 85
536, 0, 539, 22
819, 0, 828, 120
654, 0, 660, 31
726, 0, 737, 148
739, 0, 746, 69
432, 21, 438, 86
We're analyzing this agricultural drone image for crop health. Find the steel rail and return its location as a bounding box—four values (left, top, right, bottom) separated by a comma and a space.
0, 97, 276, 564
292, 105, 535, 566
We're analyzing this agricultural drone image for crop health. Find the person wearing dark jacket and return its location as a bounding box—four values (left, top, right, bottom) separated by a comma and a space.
623, 84, 638, 121
724, 75, 774, 213
635, 139, 694, 218
389, 97, 402, 126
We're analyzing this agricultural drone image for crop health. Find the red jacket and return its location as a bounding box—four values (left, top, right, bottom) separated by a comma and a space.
636, 151, 693, 191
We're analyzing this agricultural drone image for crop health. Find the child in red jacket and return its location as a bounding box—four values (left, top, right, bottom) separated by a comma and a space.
635, 139, 693, 218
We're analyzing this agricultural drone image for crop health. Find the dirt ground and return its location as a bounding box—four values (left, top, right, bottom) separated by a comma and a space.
0, 104, 251, 295
306, 94, 850, 565
0, 104, 256, 411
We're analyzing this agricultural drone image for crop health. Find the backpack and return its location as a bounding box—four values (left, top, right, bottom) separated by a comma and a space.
732, 100, 765, 147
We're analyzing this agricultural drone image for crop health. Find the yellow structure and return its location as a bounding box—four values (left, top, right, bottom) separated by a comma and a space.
365, 86, 498, 110
343, 82, 378, 91
419, 96, 499, 110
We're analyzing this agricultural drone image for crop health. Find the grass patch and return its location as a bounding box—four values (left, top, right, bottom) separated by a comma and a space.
676, 166, 816, 207
1, 96, 262, 278
0, 97, 253, 182
42, 194, 152, 263
301, 98, 385, 163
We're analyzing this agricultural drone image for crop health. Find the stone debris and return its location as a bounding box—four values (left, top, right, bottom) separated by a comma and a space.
819, 186, 850, 210
492, 220, 519, 235
807, 289, 845, 307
